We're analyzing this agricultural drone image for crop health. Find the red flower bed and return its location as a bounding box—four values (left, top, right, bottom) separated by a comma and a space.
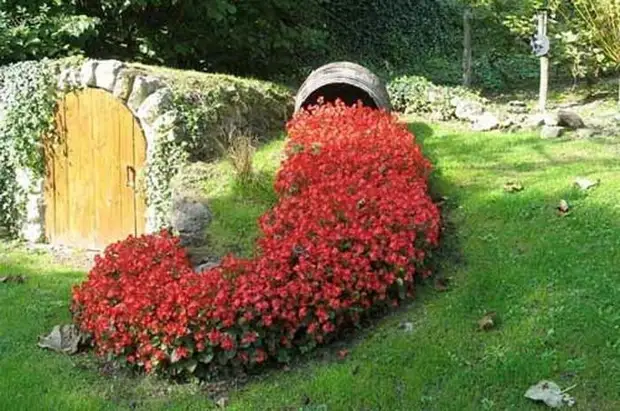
71, 101, 441, 377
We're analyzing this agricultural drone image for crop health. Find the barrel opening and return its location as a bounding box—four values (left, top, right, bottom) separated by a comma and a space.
300, 83, 378, 110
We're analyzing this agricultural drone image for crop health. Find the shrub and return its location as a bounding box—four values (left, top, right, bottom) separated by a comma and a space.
214, 129, 257, 183
72, 102, 440, 378
387, 75, 485, 120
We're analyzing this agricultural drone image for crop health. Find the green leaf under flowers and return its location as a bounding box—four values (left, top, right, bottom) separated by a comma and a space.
197, 352, 214, 364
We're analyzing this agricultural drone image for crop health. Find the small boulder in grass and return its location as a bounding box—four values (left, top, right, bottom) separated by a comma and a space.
471, 112, 500, 132
557, 110, 585, 129
541, 125, 565, 139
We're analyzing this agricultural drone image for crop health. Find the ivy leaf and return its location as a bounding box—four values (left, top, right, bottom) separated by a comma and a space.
183, 358, 198, 373
197, 351, 214, 364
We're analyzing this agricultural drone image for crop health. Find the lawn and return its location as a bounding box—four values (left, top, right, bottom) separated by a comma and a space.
1, 120, 619, 410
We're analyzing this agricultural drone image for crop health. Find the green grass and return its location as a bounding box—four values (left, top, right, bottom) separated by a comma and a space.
203, 137, 284, 257
2, 122, 620, 410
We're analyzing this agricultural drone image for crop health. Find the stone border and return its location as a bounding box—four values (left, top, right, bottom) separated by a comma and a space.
21, 59, 182, 243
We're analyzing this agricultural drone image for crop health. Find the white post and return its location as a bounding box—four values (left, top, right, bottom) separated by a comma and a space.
538, 10, 549, 113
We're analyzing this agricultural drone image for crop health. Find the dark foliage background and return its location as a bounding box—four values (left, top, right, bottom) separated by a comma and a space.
0, 0, 612, 90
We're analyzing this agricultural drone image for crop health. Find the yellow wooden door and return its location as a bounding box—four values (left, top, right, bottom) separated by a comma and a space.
44, 88, 146, 249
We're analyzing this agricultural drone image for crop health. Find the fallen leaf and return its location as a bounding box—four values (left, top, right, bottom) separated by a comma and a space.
504, 181, 524, 193
574, 177, 599, 191
435, 195, 450, 207
478, 312, 498, 331
215, 396, 229, 408
557, 200, 571, 216
0, 274, 26, 284
37, 324, 89, 355
399, 321, 414, 332
338, 349, 349, 360
434, 277, 449, 292
524, 380, 576, 408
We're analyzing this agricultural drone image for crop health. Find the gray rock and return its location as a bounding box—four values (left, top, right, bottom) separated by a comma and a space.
127, 75, 165, 114
168, 162, 214, 248
25, 194, 43, 223
455, 99, 485, 121
79, 60, 98, 87
57, 69, 72, 91
508, 106, 528, 114
68, 69, 81, 88
507, 100, 528, 114
94, 60, 125, 91
541, 125, 565, 139
21, 222, 44, 243
112, 69, 138, 101
576, 128, 596, 139
525, 114, 546, 129
137, 88, 174, 125
557, 110, 585, 129
195, 260, 221, 273
543, 112, 560, 126
171, 196, 212, 247
499, 117, 515, 130
471, 112, 500, 131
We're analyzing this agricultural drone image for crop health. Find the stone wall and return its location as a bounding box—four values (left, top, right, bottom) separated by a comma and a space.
17, 168, 45, 243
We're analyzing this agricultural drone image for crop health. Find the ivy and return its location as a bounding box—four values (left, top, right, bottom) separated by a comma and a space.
0, 59, 57, 234
144, 130, 189, 231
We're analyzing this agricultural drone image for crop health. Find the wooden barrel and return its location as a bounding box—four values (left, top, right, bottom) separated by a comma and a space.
294, 62, 391, 113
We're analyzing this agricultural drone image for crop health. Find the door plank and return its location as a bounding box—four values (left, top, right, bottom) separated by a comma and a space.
93, 89, 123, 247
133, 120, 147, 236
119, 93, 138, 240
67, 90, 96, 248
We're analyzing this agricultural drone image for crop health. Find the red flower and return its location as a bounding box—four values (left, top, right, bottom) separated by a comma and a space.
70, 101, 440, 378
220, 334, 235, 351
254, 349, 267, 363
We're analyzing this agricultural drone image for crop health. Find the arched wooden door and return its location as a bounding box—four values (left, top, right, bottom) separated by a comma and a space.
44, 88, 147, 250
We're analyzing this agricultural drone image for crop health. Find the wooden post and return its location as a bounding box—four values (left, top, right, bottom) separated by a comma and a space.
538, 10, 549, 113
463, 8, 473, 87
